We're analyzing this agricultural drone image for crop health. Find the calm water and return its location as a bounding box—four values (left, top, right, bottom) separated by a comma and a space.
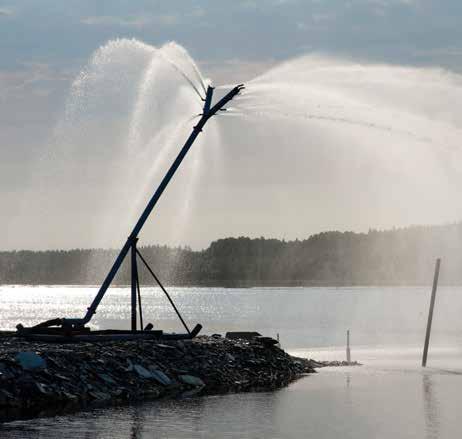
1, 286, 462, 438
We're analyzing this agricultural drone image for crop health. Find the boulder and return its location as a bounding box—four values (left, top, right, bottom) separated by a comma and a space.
15, 352, 46, 370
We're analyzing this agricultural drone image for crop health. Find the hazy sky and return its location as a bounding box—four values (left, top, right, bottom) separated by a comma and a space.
2, 0, 462, 250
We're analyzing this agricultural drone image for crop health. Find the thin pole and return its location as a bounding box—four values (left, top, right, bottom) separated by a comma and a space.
136, 249, 191, 335
136, 272, 144, 331
346, 329, 351, 363
131, 239, 138, 332
422, 258, 441, 367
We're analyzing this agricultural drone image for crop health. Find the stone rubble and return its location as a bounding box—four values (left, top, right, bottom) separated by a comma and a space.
0, 334, 317, 421
308, 359, 361, 368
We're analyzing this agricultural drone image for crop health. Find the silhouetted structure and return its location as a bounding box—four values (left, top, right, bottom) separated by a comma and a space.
13, 84, 244, 339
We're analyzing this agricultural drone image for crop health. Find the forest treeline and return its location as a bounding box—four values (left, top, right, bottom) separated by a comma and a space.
2, 223, 462, 286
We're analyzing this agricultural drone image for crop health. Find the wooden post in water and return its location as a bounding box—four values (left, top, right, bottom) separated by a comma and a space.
346, 329, 351, 363
422, 258, 441, 367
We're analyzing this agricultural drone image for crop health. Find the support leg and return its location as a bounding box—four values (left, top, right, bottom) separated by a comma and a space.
136, 271, 144, 331
131, 238, 139, 332
136, 249, 190, 335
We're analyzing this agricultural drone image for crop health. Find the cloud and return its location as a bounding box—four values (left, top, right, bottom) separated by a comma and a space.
351, 0, 418, 5
0, 7, 13, 16
81, 16, 150, 28
0, 63, 71, 101
81, 14, 179, 29
156, 14, 179, 26
190, 7, 206, 18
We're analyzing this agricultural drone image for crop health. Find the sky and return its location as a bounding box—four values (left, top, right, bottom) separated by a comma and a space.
2, 0, 462, 251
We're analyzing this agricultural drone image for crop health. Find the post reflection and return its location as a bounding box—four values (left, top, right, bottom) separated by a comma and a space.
130, 405, 144, 439
422, 373, 440, 439
127, 397, 210, 439
345, 372, 351, 389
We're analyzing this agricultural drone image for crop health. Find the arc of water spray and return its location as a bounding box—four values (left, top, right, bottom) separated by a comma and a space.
165, 48, 208, 96
160, 42, 207, 95
238, 106, 434, 145
158, 51, 206, 100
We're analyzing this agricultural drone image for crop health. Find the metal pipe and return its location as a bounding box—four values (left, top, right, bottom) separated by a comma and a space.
203, 85, 213, 114
422, 258, 441, 367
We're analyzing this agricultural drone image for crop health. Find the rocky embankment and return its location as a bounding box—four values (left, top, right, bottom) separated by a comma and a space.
0, 334, 316, 421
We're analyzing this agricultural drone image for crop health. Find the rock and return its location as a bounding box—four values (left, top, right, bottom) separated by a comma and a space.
89, 391, 111, 401
98, 373, 117, 385
149, 369, 172, 386
0, 389, 14, 406
225, 331, 261, 340
133, 364, 153, 379
255, 336, 279, 347
181, 387, 204, 398
171, 367, 188, 374
155, 343, 176, 351
126, 359, 134, 371
54, 373, 71, 382
0, 334, 324, 421
35, 382, 52, 396
62, 392, 78, 402
15, 351, 46, 370
179, 375, 205, 387
0, 362, 14, 380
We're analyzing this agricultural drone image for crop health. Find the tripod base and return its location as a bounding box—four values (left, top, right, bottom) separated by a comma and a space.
16, 323, 202, 343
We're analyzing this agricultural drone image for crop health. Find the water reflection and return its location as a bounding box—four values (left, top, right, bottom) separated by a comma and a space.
129, 406, 144, 439
122, 394, 279, 439
422, 373, 440, 439
345, 372, 351, 388
1, 368, 461, 439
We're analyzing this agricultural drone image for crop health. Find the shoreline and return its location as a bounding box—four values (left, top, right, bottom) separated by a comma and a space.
0, 335, 320, 422
1, 283, 455, 288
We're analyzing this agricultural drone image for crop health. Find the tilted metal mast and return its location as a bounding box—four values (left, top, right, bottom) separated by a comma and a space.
33, 84, 244, 332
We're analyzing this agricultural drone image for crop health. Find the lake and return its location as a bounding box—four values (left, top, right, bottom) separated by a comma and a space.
1, 285, 462, 438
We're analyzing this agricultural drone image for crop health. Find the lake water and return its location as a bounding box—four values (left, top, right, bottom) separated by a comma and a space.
1, 285, 462, 438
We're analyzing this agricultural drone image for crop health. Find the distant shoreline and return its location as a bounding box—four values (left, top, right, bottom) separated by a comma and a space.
2, 223, 462, 285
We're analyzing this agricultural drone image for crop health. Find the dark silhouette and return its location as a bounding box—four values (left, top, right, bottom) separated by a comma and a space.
1, 222, 462, 286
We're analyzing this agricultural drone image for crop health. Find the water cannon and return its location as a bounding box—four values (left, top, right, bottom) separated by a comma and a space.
17, 83, 244, 342
201, 84, 244, 119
